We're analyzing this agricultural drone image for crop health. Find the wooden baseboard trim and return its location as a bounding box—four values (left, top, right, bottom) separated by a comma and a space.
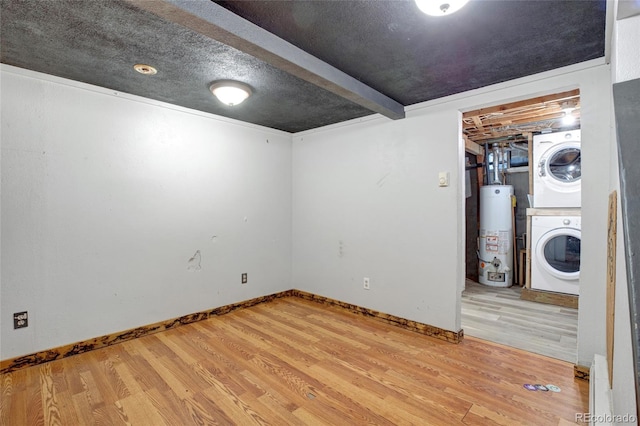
0, 290, 295, 374
521, 287, 579, 309
574, 364, 590, 381
292, 289, 463, 344
1, 289, 462, 374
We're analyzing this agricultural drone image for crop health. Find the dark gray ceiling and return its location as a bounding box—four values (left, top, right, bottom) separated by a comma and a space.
1, 0, 607, 133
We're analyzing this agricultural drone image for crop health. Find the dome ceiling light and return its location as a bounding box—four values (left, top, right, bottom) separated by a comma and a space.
210, 81, 252, 106
415, 0, 469, 16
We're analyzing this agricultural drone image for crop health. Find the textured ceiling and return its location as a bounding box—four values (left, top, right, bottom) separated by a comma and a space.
1, 0, 607, 133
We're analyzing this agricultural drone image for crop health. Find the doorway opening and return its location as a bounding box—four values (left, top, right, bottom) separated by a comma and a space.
461, 89, 581, 362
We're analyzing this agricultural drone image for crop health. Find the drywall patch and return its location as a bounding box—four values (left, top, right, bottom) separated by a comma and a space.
187, 250, 202, 271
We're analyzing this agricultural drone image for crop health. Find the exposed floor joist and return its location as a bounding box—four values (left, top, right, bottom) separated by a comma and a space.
463, 89, 581, 144
128, 0, 405, 120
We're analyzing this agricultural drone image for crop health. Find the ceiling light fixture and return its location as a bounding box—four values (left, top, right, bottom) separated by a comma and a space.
561, 101, 576, 115
563, 112, 576, 126
561, 101, 576, 125
210, 81, 252, 106
133, 64, 157, 75
415, 0, 469, 16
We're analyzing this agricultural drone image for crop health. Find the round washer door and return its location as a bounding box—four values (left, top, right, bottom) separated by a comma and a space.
538, 142, 581, 189
535, 228, 581, 280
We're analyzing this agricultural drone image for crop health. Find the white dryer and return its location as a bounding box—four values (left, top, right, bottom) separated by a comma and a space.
530, 214, 580, 295
533, 130, 581, 208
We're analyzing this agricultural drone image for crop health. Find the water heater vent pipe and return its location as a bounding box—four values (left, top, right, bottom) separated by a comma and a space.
493, 144, 501, 184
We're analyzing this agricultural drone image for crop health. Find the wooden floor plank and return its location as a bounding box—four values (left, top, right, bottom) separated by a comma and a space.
462, 280, 578, 362
147, 387, 192, 426
0, 296, 587, 424
39, 363, 64, 426
183, 390, 233, 425
1, 371, 27, 426
118, 391, 168, 425
291, 406, 331, 425
240, 369, 301, 414
462, 403, 531, 426
384, 394, 465, 425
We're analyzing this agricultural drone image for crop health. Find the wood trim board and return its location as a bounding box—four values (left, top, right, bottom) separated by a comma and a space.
292, 289, 463, 344
607, 190, 617, 389
574, 364, 590, 381
520, 287, 579, 309
1, 289, 463, 374
0, 290, 295, 374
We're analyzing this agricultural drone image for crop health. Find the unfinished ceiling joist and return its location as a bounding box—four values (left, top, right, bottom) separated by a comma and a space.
127, 0, 405, 120
464, 136, 484, 156
462, 89, 581, 144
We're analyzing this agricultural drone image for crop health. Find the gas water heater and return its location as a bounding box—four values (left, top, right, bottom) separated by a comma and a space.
478, 185, 514, 287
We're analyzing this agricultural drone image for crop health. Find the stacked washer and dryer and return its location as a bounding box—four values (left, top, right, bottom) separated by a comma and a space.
529, 130, 581, 295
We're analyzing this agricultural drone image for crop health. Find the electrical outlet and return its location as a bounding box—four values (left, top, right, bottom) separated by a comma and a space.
363, 277, 370, 290
14, 311, 28, 329
241, 273, 247, 284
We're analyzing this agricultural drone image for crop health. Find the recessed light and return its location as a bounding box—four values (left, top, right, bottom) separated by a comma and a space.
133, 64, 157, 75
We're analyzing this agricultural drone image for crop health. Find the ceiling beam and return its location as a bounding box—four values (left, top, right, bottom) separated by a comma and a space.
127, 0, 405, 120
464, 136, 484, 156
471, 116, 485, 131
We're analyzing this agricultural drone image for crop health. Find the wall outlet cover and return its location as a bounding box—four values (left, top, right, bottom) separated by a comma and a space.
14, 311, 28, 329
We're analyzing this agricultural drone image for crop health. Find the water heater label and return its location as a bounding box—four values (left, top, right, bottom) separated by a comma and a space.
482, 231, 510, 254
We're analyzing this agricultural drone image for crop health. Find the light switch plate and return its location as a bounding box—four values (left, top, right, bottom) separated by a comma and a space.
438, 172, 449, 187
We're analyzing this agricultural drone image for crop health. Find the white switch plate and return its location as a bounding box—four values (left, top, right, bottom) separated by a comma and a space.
438, 172, 449, 187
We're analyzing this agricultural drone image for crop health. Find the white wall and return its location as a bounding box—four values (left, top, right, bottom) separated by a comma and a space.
292, 110, 463, 331
0, 58, 616, 373
576, 65, 614, 368
292, 63, 612, 363
613, 13, 640, 82
0, 66, 293, 360
608, 3, 640, 421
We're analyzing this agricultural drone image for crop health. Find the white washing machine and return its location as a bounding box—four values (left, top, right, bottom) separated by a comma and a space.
530, 214, 581, 295
533, 130, 581, 208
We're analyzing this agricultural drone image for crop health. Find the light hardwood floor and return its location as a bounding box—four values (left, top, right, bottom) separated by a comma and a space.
1, 297, 587, 425
462, 280, 578, 363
